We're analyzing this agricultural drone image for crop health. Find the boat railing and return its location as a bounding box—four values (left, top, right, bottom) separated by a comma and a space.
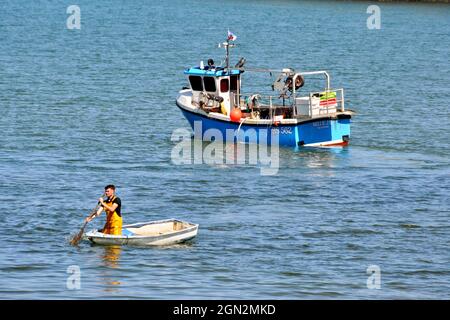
303, 88, 345, 115
237, 93, 294, 120
237, 88, 344, 120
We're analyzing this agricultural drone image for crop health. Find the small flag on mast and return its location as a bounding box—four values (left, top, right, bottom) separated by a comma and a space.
227, 30, 237, 41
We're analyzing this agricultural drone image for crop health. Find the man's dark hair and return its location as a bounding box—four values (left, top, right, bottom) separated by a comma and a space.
104, 184, 116, 191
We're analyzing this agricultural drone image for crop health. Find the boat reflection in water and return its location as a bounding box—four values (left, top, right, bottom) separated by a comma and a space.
101, 245, 121, 269
100, 245, 122, 291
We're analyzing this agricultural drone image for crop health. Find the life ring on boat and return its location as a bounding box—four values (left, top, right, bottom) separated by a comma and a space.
285, 75, 305, 91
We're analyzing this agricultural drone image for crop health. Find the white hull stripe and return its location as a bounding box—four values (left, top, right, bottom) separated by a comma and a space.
303, 139, 345, 147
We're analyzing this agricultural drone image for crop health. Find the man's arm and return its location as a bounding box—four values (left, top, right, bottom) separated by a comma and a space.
101, 202, 118, 213
85, 205, 104, 223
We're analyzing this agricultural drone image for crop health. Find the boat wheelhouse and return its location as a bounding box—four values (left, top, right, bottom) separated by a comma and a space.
176, 35, 354, 147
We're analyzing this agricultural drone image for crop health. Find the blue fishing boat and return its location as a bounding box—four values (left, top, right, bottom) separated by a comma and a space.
176, 33, 354, 147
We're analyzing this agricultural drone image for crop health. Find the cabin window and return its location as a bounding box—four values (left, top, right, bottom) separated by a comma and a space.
220, 79, 229, 92
230, 75, 239, 91
189, 76, 203, 91
203, 76, 216, 92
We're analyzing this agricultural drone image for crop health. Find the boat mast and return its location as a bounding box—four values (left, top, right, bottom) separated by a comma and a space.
225, 39, 230, 72
222, 34, 239, 108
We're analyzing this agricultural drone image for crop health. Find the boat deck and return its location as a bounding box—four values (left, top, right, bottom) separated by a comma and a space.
125, 220, 188, 236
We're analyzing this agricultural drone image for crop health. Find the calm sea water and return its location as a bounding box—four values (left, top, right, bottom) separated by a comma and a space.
0, 0, 449, 299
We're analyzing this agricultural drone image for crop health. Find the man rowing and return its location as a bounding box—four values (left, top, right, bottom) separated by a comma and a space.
85, 184, 122, 235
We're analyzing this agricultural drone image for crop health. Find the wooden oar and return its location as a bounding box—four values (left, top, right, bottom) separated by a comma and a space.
70, 197, 104, 246
70, 220, 90, 246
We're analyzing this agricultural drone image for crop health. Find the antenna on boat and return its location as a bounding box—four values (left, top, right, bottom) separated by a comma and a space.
218, 41, 235, 71
218, 30, 237, 72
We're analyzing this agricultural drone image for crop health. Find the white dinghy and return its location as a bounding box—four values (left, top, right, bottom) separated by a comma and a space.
84, 219, 199, 246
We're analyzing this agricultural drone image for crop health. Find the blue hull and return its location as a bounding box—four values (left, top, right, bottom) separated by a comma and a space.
178, 106, 351, 147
